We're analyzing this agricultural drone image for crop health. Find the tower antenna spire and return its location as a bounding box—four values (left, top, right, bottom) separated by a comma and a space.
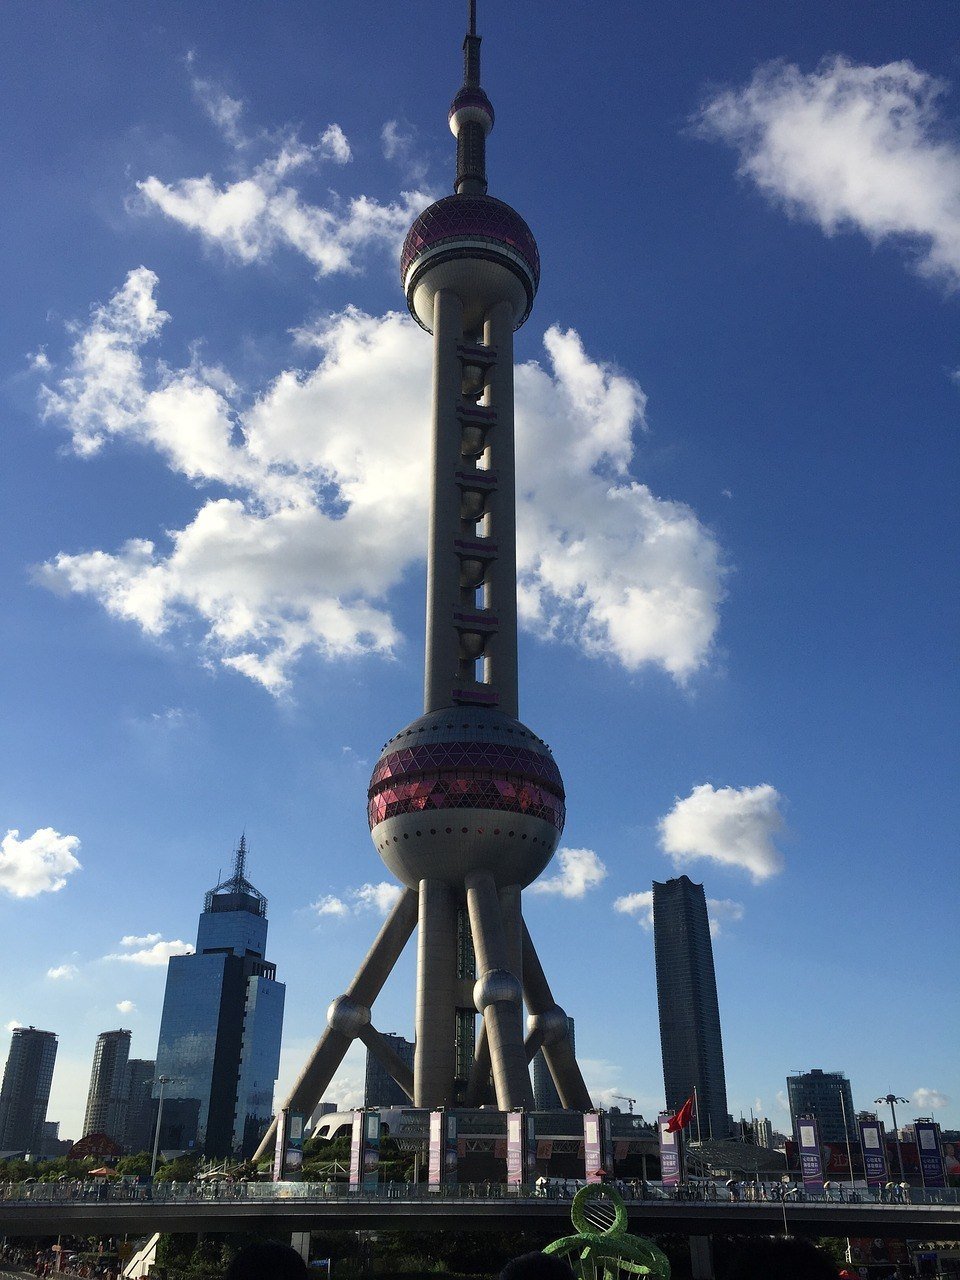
233, 832, 247, 885
469, 0, 477, 37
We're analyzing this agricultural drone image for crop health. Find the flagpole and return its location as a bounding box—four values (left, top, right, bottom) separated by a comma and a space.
694, 1085, 702, 1145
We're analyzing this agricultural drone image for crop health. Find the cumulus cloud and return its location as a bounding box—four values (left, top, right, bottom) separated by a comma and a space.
615, 888, 744, 935
658, 783, 786, 881
38, 278, 724, 694
532, 847, 607, 899
913, 1087, 949, 1111
0, 828, 81, 898
104, 936, 194, 966
116, 1000, 137, 1015
381, 120, 428, 183
4, 1021, 21, 1033
312, 882, 403, 918
46, 964, 78, 980
696, 56, 960, 287
614, 890, 654, 928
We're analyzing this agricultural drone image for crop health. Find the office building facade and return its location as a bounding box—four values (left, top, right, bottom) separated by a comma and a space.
787, 1068, 856, 1144
0, 1027, 58, 1154
82, 1029, 131, 1144
533, 1017, 576, 1109
124, 1058, 156, 1154
364, 1034, 415, 1107
154, 839, 285, 1158
653, 876, 729, 1141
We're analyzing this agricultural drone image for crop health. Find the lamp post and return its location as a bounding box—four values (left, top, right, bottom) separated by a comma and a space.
875, 1094, 908, 1188
150, 1075, 174, 1178
837, 1082, 856, 1197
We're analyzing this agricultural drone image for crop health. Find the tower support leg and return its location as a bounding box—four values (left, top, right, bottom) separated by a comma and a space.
521, 919, 592, 1110
252, 888, 418, 1161
415, 878, 459, 1106
466, 871, 533, 1109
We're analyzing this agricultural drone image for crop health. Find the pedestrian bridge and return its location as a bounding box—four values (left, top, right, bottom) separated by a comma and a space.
1, 1183, 957, 1241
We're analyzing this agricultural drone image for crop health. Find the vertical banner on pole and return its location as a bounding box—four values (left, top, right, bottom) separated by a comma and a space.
443, 1112, 459, 1186
285, 1112, 304, 1182
428, 1110, 443, 1190
349, 1110, 364, 1189
797, 1116, 824, 1193
507, 1111, 524, 1186
362, 1110, 381, 1190
525, 1114, 538, 1185
858, 1116, 888, 1189
658, 1112, 681, 1187
914, 1120, 946, 1189
584, 1112, 605, 1183
272, 1108, 289, 1182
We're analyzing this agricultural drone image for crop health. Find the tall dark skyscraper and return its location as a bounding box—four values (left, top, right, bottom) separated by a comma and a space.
82, 1028, 131, 1144
0, 1026, 58, 1154
123, 1058, 156, 1154
787, 1068, 856, 1145
154, 838, 285, 1158
653, 876, 729, 1140
258, 0, 592, 1162
363, 1033, 415, 1107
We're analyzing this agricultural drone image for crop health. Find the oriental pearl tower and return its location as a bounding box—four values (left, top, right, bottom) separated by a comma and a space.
256, 4, 590, 1158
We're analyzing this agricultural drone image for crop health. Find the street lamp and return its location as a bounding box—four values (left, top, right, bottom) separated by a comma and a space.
150, 1075, 176, 1178
837, 1082, 856, 1197
875, 1094, 909, 1188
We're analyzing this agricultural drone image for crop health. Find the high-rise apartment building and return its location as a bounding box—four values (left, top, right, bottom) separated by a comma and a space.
124, 1058, 156, 1154
533, 1017, 576, 1109
786, 1069, 856, 1145
363, 1034, 415, 1107
154, 838, 285, 1158
83, 1029, 131, 1144
0, 1027, 58, 1154
653, 876, 729, 1141
754, 1116, 774, 1149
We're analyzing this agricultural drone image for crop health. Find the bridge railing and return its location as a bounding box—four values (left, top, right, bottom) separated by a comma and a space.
1, 1180, 958, 1208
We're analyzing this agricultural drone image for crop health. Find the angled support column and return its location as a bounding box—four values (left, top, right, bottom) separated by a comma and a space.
466, 870, 533, 1110
463, 1022, 493, 1105
357, 1024, 414, 1102
253, 888, 418, 1161
521, 918, 593, 1111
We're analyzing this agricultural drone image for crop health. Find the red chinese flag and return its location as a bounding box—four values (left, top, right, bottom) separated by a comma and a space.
666, 1096, 695, 1133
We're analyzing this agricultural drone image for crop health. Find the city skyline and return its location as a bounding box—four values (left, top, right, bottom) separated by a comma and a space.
1, 0, 957, 1141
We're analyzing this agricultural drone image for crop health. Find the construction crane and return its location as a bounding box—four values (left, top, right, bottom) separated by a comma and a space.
612, 1094, 637, 1114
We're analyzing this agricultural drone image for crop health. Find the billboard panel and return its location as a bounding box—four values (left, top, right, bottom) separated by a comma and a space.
914, 1121, 946, 1189
797, 1116, 824, 1192
658, 1112, 681, 1187
858, 1117, 887, 1189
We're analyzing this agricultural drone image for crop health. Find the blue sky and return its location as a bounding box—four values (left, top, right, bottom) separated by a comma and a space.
1, 0, 957, 1143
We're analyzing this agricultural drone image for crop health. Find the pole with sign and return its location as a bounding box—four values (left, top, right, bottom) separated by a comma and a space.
857, 1115, 888, 1190
583, 1112, 607, 1183
797, 1115, 824, 1193
913, 1120, 946, 1189
658, 1112, 681, 1188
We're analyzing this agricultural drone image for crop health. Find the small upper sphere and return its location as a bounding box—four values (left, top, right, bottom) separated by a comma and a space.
449, 87, 495, 137
401, 194, 539, 333
367, 707, 564, 890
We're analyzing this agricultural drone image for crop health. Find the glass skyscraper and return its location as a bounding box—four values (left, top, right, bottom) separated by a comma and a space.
83, 1029, 131, 1145
653, 875, 729, 1141
363, 1033, 415, 1107
153, 839, 285, 1159
533, 1017, 575, 1110
0, 1027, 58, 1154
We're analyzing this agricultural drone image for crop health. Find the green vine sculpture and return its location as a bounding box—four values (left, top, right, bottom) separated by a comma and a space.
542, 1183, 671, 1280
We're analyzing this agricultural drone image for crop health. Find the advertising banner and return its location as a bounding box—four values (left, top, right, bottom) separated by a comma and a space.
658, 1112, 681, 1187
584, 1112, 605, 1183
507, 1111, 524, 1186
273, 1108, 288, 1182
443, 1112, 459, 1185
914, 1121, 946, 1189
526, 1114, 538, 1184
349, 1111, 364, 1189
362, 1110, 381, 1190
797, 1116, 824, 1192
428, 1110, 443, 1190
858, 1117, 888, 1189
286, 1112, 304, 1181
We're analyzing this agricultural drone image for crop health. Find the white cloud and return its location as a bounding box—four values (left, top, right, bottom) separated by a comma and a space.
38, 281, 724, 694
353, 882, 403, 914
614, 890, 654, 928
116, 1000, 137, 1015
532, 847, 607, 899
46, 964, 78, 980
913, 1087, 949, 1111
776, 1089, 790, 1113
381, 120, 428, 183
5, 1021, 21, 1033
104, 936, 194, 966
313, 882, 403, 918
614, 887, 744, 935
658, 783, 786, 882
119, 932, 162, 948
313, 895, 350, 917
697, 56, 960, 287
0, 828, 81, 898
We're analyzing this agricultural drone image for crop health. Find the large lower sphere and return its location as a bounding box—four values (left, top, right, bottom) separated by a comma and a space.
368, 708, 565, 889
